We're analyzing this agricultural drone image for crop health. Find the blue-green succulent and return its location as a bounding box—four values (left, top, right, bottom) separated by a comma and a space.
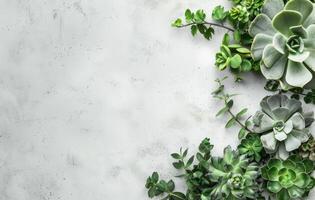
249, 0, 315, 89
253, 94, 314, 159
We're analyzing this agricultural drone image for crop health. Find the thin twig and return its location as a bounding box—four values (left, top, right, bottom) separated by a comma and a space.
227, 109, 254, 133
178, 21, 234, 32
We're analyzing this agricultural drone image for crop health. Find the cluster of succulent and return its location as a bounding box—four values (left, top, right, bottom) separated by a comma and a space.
145, 139, 264, 200
261, 155, 315, 199
146, 0, 315, 199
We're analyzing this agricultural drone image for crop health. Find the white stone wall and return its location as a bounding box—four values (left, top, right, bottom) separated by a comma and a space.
0, 0, 313, 199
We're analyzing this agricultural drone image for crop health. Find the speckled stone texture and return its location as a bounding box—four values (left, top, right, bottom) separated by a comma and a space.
0, 0, 314, 199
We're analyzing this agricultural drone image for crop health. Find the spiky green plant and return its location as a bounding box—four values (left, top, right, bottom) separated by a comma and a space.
261, 155, 315, 199
249, 0, 315, 89
209, 146, 259, 199
252, 94, 314, 159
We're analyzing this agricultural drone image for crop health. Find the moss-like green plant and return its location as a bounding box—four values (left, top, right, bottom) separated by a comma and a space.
261, 155, 315, 199
249, 0, 315, 89
209, 146, 259, 199
253, 94, 314, 159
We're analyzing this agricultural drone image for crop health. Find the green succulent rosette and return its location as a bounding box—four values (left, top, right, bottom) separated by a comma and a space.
209, 146, 259, 199
252, 94, 314, 159
249, 0, 315, 89
261, 155, 315, 199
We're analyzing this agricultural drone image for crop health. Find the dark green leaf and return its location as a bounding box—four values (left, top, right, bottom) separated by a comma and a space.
191, 25, 197, 36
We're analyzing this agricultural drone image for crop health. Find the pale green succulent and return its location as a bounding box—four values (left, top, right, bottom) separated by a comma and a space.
209, 146, 259, 199
249, 0, 315, 89
253, 94, 314, 159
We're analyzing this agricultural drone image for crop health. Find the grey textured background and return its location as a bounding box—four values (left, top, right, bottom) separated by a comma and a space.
0, 0, 314, 199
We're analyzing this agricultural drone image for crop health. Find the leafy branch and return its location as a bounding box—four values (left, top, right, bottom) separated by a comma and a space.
172, 9, 234, 40
212, 77, 254, 139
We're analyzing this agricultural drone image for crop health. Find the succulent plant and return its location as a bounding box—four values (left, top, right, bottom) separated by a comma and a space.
242, 0, 264, 17
230, 5, 250, 23
209, 146, 259, 199
249, 0, 315, 89
238, 133, 264, 162
299, 137, 315, 161
252, 94, 314, 159
261, 155, 315, 199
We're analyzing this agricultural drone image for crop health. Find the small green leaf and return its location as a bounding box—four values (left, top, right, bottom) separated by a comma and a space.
172, 18, 182, 27
227, 100, 233, 108
222, 33, 230, 46
152, 172, 159, 183
186, 156, 194, 167
167, 180, 175, 192
238, 128, 247, 140
171, 153, 181, 159
197, 24, 207, 34
233, 30, 241, 43
230, 54, 242, 69
240, 59, 252, 72
171, 192, 186, 200
191, 25, 197, 36
236, 47, 251, 54
185, 9, 193, 22
216, 106, 229, 116
194, 9, 206, 22
204, 27, 214, 40
236, 108, 248, 118
225, 117, 236, 128
183, 148, 188, 157
172, 161, 184, 169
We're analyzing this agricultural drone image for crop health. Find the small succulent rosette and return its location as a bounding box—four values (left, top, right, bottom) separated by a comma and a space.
261, 155, 315, 199
253, 94, 314, 159
209, 146, 259, 199
249, 0, 315, 89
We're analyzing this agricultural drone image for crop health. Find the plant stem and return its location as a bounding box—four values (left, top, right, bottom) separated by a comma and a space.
227, 109, 254, 133
178, 21, 234, 32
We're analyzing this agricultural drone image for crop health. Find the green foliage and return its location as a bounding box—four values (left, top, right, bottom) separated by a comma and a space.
229, 5, 249, 23
209, 146, 260, 199
145, 139, 263, 200
212, 77, 252, 133
172, 9, 216, 40
212, 6, 228, 21
145, 172, 186, 200
261, 155, 315, 199
238, 133, 264, 162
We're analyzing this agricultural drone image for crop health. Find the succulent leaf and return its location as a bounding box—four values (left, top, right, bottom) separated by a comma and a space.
262, 0, 284, 19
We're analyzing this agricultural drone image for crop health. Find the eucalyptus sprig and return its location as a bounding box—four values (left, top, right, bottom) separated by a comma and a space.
212, 77, 253, 139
